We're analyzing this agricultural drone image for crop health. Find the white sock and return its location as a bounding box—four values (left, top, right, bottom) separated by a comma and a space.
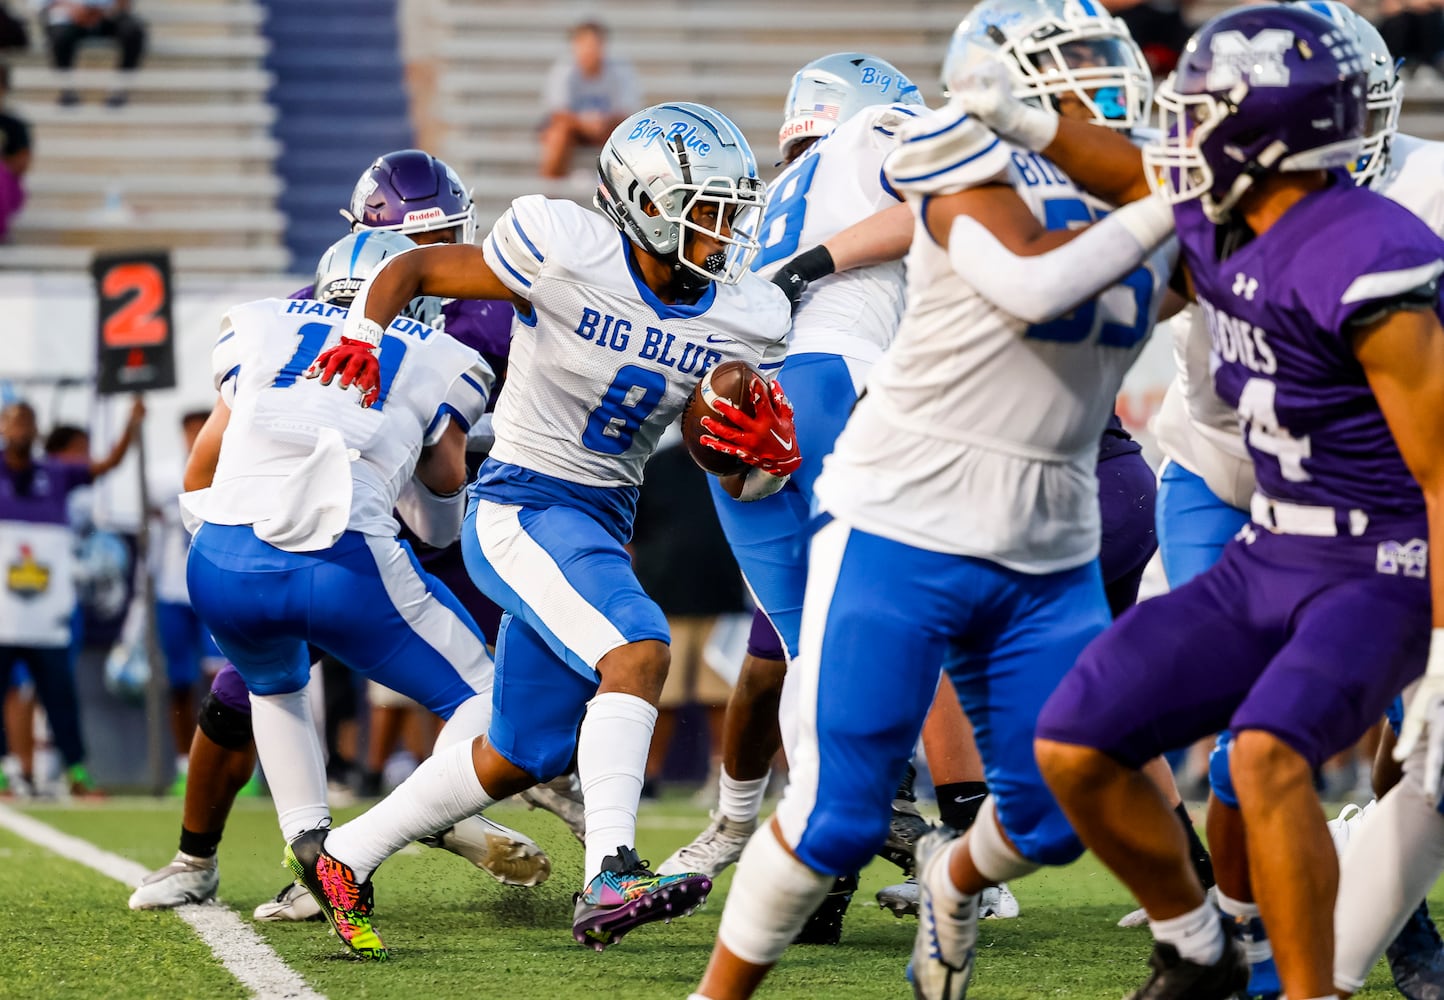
1215, 890, 1271, 964
924, 837, 971, 909
325, 738, 495, 882
1150, 901, 1225, 966
717, 823, 834, 965
1334, 774, 1444, 993
249, 689, 329, 841
717, 768, 768, 825
432, 692, 492, 753
578, 691, 656, 882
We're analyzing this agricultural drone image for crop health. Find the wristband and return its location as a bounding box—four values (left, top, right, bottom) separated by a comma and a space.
789, 245, 835, 283
345, 318, 385, 349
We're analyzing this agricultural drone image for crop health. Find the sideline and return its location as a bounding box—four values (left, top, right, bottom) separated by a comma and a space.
0, 803, 325, 1000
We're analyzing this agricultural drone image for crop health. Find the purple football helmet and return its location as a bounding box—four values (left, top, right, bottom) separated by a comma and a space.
342, 149, 476, 244
1143, 4, 1368, 222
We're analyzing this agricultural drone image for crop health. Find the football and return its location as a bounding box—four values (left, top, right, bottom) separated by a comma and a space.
681, 359, 761, 478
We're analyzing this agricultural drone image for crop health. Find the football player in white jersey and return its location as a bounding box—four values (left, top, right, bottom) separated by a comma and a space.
688, 3, 1179, 995
299, 102, 797, 953
179, 230, 550, 961
656, 52, 927, 940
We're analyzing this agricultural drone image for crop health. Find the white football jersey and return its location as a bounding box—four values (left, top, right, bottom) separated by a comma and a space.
187, 298, 493, 547
816, 144, 1174, 571
482, 196, 791, 488
1154, 132, 1444, 510
753, 103, 919, 361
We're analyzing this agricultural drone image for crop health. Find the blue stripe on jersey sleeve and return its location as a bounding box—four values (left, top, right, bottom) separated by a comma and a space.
509, 215, 544, 264
879, 165, 902, 202
905, 112, 973, 144
427, 403, 472, 438
488, 234, 533, 289
514, 303, 538, 328
758, 360, 785, 370
460, 372, 489, 399
889, 137, 1002, 184
220, 364, 240, 384
216, 330, 236, 346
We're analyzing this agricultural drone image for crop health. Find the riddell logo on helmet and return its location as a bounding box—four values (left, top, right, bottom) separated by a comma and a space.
404, 207, 447, 226
780, 121, 817, 143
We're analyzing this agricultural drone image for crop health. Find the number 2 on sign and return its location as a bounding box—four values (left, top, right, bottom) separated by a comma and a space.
101, 262, 169, 347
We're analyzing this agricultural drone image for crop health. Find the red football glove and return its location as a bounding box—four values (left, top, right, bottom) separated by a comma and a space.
700, 375, 802, 477
306, 337, 381, 408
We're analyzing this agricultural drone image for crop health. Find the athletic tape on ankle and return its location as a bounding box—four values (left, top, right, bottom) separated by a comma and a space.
968, 797, 1040, 884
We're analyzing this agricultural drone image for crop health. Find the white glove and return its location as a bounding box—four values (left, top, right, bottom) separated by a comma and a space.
883, 100, 1012, 198
951, 61, 1059, 153
1394, 629, 1444, 800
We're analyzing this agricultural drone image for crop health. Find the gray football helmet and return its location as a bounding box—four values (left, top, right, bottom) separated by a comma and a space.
943, 0, 1152, 132
314, 230, 443, 326
778, 52, 926, 160
595, 102, 767, 287
1300, 1, 1402, 187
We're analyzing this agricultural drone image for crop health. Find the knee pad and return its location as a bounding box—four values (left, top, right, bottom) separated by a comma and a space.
1208, 731, 1239, 809
198, 688, 254, 751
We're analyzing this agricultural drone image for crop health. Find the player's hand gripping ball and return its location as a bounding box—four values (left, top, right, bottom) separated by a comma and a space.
682, 360, 803, 479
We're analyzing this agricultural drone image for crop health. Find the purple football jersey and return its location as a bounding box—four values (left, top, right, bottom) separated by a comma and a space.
1174, 174, 1444, 539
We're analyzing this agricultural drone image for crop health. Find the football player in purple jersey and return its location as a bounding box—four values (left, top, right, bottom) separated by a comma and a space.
954, 6, 1444, 998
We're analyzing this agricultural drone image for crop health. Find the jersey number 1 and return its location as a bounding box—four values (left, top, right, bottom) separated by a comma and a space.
272, 321, 409, 411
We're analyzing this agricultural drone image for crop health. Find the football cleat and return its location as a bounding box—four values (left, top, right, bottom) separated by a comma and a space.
127, 852, 218, 910
66, 763, 105, 800
519, 772, 586, 843
285, 829, 387, 961
656, 812, 756, 877
1125, 927, 1247, 1000
253, 881, 323, 922
979, 882, 1020, 920
1327, 800, 1376, 856
571, 845, 712, 951
879, 877, 921, 918
881, 765, 935, 875
908, 829, 977, 1000
1387, 899, 1444, 1000
794, 872, 858, 945
419, 815, 551, 887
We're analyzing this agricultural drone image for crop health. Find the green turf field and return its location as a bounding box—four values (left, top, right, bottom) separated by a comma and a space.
0, 797, 1420, 999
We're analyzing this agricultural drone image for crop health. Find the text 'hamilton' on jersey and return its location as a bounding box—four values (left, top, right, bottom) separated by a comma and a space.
181, 298, 495, 551
480, 195, 791, 488
752, 103, 921, 360
1173, 175, 1444, 537
814, 144, 1176, 572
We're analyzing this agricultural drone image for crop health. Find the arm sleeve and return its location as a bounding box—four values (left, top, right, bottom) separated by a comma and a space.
481, 194, 551, 299
426, 352, 495, 446
946, 193, 1175, 326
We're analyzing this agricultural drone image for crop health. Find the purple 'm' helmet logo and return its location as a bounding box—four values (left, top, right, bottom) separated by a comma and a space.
1143, 4, 1367, 221
343, 149, 476, 244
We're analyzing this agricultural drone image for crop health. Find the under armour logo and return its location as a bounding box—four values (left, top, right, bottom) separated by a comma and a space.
1232, 272, 1259, 300
1208, 30, 1295, 89
1377, 538, 1428, 578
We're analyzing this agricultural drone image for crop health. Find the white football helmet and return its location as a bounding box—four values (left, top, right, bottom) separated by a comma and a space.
595, 102, 767, 287
1300, 0, 1402, 188
778, 52, 926, 160
314, 230, 443, 325
943, 0, 1152, 132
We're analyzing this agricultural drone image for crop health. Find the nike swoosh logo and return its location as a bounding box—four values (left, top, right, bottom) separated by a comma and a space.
770, 429, 793, 449
952, 794, 988, 805
705, 334, 732, 344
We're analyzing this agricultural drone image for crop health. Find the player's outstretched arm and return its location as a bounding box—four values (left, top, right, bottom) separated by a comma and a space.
951, 62, 1151, 205
399, 421, 469, 547
923, 182, 1173, 325
1359, 304, 1444, 793
347, 244, 528, 341
771, 203, 914, 310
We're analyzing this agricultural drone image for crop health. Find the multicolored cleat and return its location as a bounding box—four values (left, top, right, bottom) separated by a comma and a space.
571, 845, 711, 951
285, 828, 388, 961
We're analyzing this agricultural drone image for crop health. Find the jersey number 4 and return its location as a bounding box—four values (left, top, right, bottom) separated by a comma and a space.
1025, 197, 1157, 349
272, 321, 409, 411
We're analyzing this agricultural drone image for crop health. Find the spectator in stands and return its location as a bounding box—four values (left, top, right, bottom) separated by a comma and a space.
1102, 0, 1196, 77
538, 19, 640, 179
1377, 0, 1444, 78
631, 432, 749, 798
0, 397, 143, 796
41, 1, 146, 107
0, 64, 28, 241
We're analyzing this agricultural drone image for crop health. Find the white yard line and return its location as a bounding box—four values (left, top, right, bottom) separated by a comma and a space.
0, 804, 324, 1000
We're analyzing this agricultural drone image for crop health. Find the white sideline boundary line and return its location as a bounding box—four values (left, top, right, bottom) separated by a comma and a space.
0, 804, 325, 1000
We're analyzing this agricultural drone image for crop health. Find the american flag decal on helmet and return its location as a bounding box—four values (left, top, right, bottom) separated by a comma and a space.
811, 103, 840, 119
